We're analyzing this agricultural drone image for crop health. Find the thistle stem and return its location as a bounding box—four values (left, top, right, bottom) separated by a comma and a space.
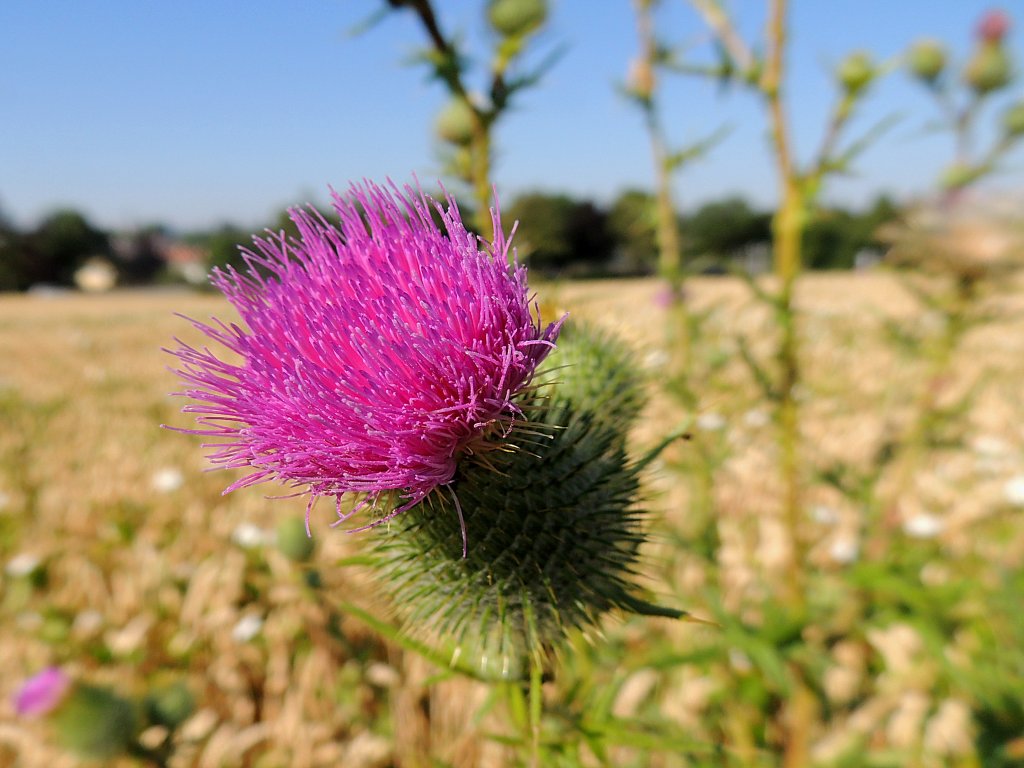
528, 654, 543, 767
396, 0, 497, 242
761, 0, 809, 614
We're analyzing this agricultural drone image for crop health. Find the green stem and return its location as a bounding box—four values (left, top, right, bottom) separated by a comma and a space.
635, 418, 693, 470
334, 599, 510, 684
763, 0, 806, 613
773, 191, 805, 609
469, 114, 496, 244
634, 19, 682, 290
528, 654, 543, 767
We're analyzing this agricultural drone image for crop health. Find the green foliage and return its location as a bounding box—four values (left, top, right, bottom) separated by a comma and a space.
6, 209, 110, 289
143, 680, 195, 731
683, 196, 771, 262
0, 215, 30, 291
505, 192, 614, 275
111, 226, 166, 285
51, 684, 138, 760
803, 196, 897, 270
200, 224, 252, 274
607, 189, 662, 275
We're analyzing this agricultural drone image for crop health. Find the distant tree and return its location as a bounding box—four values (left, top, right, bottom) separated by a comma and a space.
505, 193, 576, 271
111, 226, 166, 285
202, 225, 253, 274
0, 208, 27, 291
607, 190, 662, 275
566, 201, 615, 275
861, 194, 901, 248
804, 211, 859, 270
26, 210, 110, 287
684, 197, 772, 262
804, 197, 901, 270
505, 192, 614, 275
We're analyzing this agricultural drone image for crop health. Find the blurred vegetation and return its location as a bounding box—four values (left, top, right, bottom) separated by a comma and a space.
0, 191, 900, 291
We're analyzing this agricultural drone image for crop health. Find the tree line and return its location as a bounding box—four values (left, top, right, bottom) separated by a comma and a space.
0, 190, 900, 291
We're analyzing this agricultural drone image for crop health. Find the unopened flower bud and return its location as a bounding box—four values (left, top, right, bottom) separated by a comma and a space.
144, 680, 195, 730
837, 52, 875, 96
374, 324, 665, 678
1002, 100, 1024, 136
276, 516, 315, 563
978, 9, 1011, 43
487, 0, 547, 38
941, 162, 985, 190
907, 39, 947, 83
51, 684, 138, 759
964, 43, 1012, 94
435, 99, 476, 146
627, 57, 655, 101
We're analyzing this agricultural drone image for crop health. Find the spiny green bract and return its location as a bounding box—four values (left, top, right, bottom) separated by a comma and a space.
372, 323, 653, 678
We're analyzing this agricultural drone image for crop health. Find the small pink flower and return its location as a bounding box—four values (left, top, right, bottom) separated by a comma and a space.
168, 181, 561, 529
14, 667, 70, 717
653, 282, 686, 309
978, 9, 1010, 43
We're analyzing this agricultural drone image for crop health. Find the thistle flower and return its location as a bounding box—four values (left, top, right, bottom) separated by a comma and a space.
977, 8, 1011, 43
168, 182, 560, 530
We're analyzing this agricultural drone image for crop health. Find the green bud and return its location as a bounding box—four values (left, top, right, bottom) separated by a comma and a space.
907, 39, 947, 84
941, 162, 986, 190
451, 146, 474, 183
276, 515, 315, 563
434, 99, 475, 146
39, 612, 71, 645
144, 680, 195, 730
546, 323, 646, 424
373, 324, 660, 678
837, 52, 875, 96
964, 43, 1012, 94
1003, 101, 1024, 136
51, 684, 137, 759
743, 57, 764, 88
487, 0, 547, 39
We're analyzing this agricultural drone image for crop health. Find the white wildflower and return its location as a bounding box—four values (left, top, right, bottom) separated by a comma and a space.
151, 467, 184, 493
232, 614, 264, 643
1003, 475, 1024, 507
696, 412, 726, 431
231, 523, 267, 549
6, 553, 41, 578
904, 514, 944, 539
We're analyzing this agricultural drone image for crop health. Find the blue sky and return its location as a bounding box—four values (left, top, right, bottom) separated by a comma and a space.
2, 1, 1020, 231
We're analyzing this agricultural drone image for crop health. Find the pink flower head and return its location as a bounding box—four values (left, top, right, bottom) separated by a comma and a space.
168, 181, 561, 529
978, 9, 1010, 43
14, 667, 70, 717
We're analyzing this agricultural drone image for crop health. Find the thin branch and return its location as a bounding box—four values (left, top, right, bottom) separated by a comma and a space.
763, 0, 795, 183
688, 0, 755, 74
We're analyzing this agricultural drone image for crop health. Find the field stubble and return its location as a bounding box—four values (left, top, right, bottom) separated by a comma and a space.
0, 272, 1023, 766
